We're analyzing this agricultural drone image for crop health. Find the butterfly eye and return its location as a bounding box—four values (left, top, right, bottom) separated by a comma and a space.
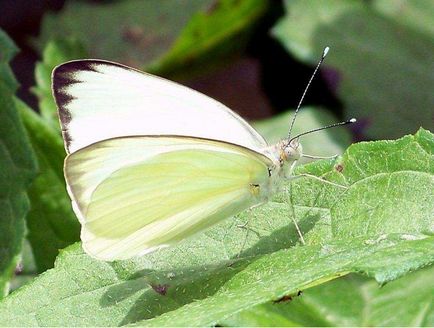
280, 142, 302, 163
289, 138, 300, 149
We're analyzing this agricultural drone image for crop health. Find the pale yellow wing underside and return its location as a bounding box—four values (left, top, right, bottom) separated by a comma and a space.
65, 136, 272, 260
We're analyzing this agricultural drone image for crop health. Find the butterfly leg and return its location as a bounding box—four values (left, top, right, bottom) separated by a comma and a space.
283, 186, 306, 245
292, 173, 347, 189
235, 209, 262, 258
285, 172, 347, 245
302, 154, 338, 160
237, 227, 250, 259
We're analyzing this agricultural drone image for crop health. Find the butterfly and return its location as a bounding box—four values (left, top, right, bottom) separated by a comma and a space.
52, 47, 354, 261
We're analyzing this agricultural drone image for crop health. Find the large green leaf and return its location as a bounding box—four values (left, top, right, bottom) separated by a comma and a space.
147, 0, 269, 77
36, 0, 210, 67
272, 0, 434, 139
17, 100, 79, 273
0, 30, 37, 296
36, 0, 268, 77
0, 128, 431, 326
223, 265, 434, 326
1, 235, 432, 327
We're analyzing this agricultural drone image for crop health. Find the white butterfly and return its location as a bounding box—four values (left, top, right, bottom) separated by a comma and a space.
52, 48, 353, 261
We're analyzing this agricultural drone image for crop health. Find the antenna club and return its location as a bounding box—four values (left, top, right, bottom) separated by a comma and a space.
289, 118, 357, 142
323, 46, 330, 57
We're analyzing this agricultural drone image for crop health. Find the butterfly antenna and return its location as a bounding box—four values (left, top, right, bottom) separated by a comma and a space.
289, 118, 356, 143
288, 46, 330, 140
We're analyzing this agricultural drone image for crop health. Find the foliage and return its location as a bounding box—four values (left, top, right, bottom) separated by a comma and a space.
17, 101, 80, 273
13, 39, 87, 273
147, 0, 269, 77
273, 0, 434, 139
0, 0, 433, 326
0, 30, 37, 297
36, 0, 269, 77
0, 126, 432, 325
223, 266, 434, 326
32, 39, 87, 127
36, 0, 209, 68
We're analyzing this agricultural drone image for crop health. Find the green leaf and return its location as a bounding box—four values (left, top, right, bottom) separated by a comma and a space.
16, 100, 80, 273
254, 107, 352, 162
36, 0, 211, 67
141, 236, 433, 327
373, 0, 434, 36
32, 39, 87, 127
36, 0, 268, 78
272, 0, 434, 139
15, 39, 85, 273
147, 0, 269, 77
0, 128, 432, 325
0, 30, 37, 297
0, 236, 431, 326
223, 265, 434, 326
286, 129, 433, 250
37, 0, 268, 75
9, 240, 37, 293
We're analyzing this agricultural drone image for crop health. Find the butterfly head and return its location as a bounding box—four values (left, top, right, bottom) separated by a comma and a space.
281, 138, 302, 163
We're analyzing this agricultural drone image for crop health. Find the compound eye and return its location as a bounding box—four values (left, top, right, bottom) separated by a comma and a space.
289, 138, 299, 149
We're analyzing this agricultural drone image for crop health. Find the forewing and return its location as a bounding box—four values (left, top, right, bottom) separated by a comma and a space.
52, 60, 267, 154
65, 136, 272, 260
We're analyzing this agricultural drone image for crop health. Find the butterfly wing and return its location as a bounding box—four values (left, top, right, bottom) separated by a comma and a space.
65, 136, 273, 260
52, 60, 267, 154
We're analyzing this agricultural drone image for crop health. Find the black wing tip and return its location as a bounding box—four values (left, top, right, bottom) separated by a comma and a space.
53, 60, 98, 75
51, 60, 139, 154
52, 59, 137, 93
52, 59, 141, 117
52, 61, 101, 116
52, 61, 97, 92
52, 61, 102, 153
53, 59, 136, 77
